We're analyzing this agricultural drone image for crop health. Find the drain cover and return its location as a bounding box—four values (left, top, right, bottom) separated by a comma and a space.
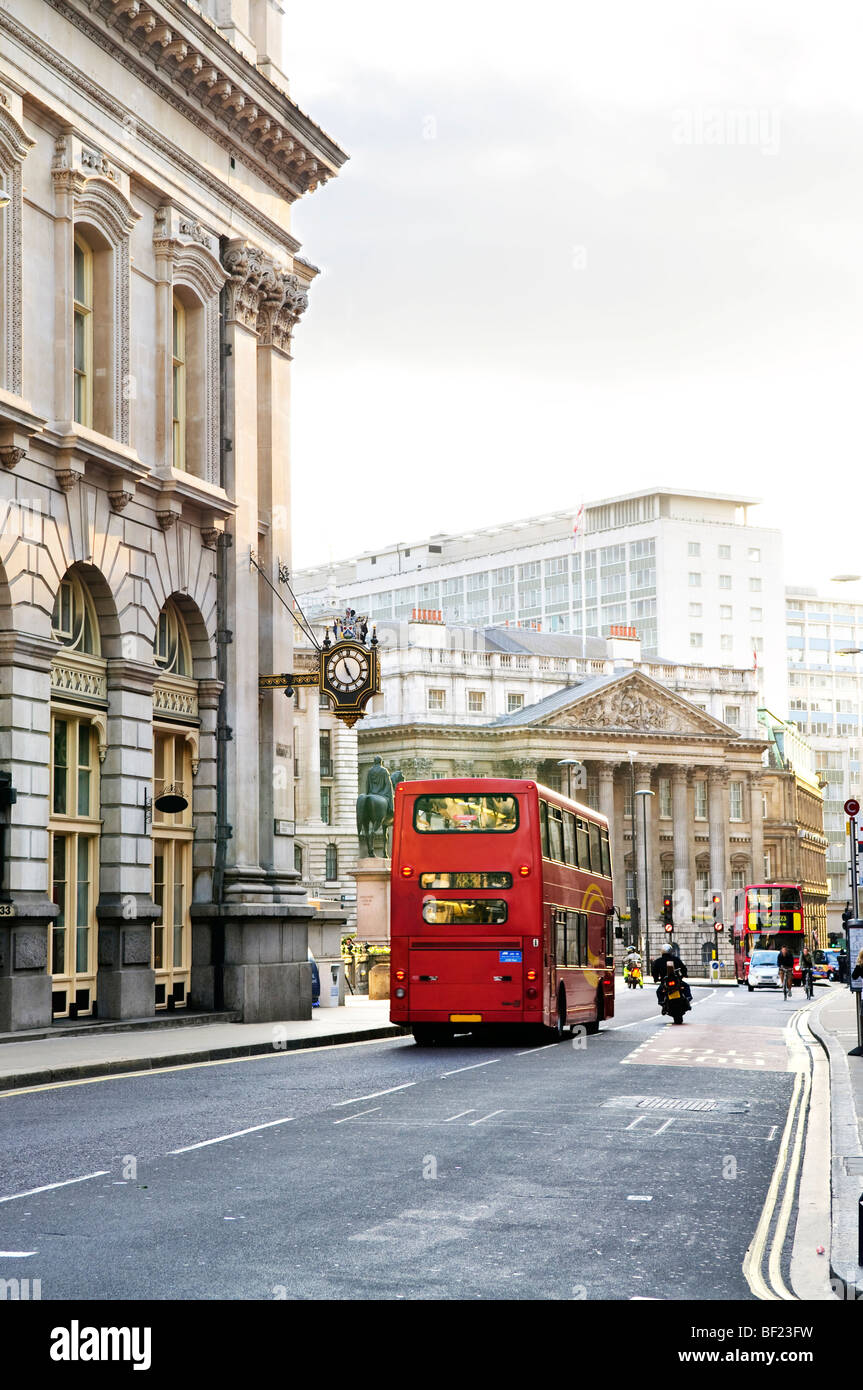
602, 1095, 749, 1114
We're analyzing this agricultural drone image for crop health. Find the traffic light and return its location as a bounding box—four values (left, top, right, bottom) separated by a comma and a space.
662, 895, 673, 932
712, 893, 723, 932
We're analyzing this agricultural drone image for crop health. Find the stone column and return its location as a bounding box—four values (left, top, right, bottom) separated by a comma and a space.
301, 690, 323, 825
0, 633, 57, 1031
51, 144, 77, 424
221, 242, 265, 900
749, 773, 765, 884
96, 658, 160, 1020
634, 764, 656, 957
672, 767, 692, 927
596, 761, 624, 911
191, 679, 222, 908
708, 768, 729, 902
256, 277, 300, 889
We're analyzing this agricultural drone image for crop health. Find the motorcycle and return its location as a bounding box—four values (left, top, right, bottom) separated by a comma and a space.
658, 963, 691, 1025
626, 963, 643, 989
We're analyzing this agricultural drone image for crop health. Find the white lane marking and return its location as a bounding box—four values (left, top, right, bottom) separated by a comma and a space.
331, 1083, 416, 1107
654, 1118, 675, 1135
767, 1125, 778, 1142
440, 1059, 500, 1077
168, 1117, 293, 1153
443, 1109, 476, 1122
333, 1106, 381, 1125
627, 1195, 653, 1201
625, 1116, 646, 1130
469, 1110, 506, 1126
0, 1171, 110, 1204
516, 1044, 558, 1056
610, 1014, 663, 1030
0, 1250, 37, 1257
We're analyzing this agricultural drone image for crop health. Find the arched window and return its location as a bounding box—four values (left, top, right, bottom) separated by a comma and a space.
73, 234, 93, 427
154, 600, 192, 676
325, 843, 338, 881
172, 295, 186, 471
52, 573, 100, 655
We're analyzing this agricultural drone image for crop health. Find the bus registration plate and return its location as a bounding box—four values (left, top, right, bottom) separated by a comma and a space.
450, 1014, 482, 1022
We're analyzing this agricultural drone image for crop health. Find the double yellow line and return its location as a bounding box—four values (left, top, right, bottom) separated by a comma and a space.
743, 1006, 817, 1300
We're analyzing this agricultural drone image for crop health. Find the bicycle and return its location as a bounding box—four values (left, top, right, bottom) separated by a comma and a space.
802, 967, 814, 1002
781, 966, 793, 1000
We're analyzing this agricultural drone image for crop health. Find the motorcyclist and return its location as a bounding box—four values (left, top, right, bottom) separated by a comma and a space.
623, 947, 643, 988
651, 945, 692, 1010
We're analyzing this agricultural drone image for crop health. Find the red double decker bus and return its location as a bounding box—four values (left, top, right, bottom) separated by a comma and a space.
732, 883, 806, 985
389, 778, 615, 1044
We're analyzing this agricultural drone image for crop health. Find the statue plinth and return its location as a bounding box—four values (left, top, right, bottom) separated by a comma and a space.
351, 857, 391, 945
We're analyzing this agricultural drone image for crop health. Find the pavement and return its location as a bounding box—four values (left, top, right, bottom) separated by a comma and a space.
2, 974, 862, 1300
0, 996, 404, 1091
808, 984, 863, 1298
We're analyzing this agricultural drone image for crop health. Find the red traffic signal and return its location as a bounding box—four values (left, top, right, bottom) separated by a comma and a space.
662, 895, 673, 927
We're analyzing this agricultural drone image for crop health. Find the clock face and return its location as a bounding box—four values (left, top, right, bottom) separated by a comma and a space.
325, 644, 370, 695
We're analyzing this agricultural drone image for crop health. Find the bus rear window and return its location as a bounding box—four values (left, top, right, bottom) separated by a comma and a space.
421, 898, 508, 925
419, 872, 513, 889
413, 795, 518, 832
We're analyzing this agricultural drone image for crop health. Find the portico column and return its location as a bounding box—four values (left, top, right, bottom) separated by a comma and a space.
749, 773, 765, 884
634, 764, 656, 951
596, 761, 623, 911
708, 767, 729, 909
672, 766, 692, 926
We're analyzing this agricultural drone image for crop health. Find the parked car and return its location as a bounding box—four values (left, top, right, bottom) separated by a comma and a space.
747, 949, 782, 992
813, 949, 840, 983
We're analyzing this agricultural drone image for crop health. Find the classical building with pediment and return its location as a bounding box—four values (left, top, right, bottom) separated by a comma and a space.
0, 0, 347, 1029
352, 616, 828, 970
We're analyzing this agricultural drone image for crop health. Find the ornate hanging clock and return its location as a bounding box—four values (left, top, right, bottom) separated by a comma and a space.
259, 629, 380, 727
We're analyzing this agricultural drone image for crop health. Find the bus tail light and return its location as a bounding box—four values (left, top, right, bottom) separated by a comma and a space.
526, 987, 538, 999
401, 866, 414, 878
526, 970, 537, 981
518, 865, 530, 877
395, 970, 406, 981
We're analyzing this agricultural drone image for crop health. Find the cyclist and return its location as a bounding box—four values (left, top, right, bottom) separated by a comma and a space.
800, 945, 815, 1000
777, 944, 795, 997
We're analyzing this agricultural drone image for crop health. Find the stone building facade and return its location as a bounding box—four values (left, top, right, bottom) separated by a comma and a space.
0, 0, 346, 1029
354, 618, 828, 972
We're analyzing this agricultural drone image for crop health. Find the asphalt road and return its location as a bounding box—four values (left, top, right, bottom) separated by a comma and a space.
0, 981, 828, 1301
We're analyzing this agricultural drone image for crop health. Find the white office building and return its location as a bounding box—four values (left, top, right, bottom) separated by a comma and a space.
296, 488, 787, 716
785, 584, 863, 932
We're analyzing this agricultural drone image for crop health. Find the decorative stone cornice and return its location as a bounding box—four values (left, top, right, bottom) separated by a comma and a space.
108, 489, 134, 513
39, 0, 345, 199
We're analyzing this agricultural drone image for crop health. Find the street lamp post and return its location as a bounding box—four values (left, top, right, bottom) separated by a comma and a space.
635, 787, 655, 970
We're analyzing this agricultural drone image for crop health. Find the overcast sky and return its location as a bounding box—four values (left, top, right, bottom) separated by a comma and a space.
285, 1, 863, 598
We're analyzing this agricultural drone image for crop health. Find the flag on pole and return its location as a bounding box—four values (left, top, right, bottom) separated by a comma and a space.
753, 648, 758, 674
571, 502, 584, 549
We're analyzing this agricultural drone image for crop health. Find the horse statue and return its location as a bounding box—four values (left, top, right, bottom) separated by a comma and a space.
356, 758, 403, 857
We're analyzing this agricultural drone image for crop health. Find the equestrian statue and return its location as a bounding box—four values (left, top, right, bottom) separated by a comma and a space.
356, 756, 403, 857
